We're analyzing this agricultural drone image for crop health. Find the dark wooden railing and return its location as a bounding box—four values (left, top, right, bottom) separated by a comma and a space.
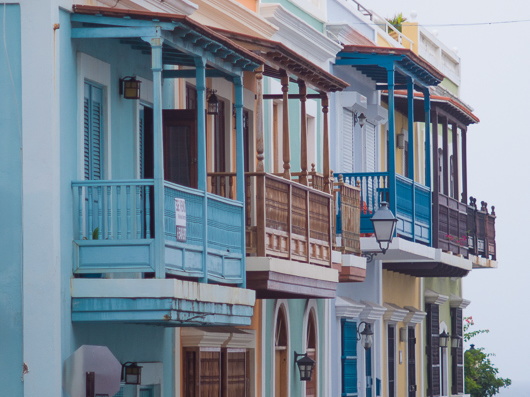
467, 197, 496, 260
334, 180, 361, 255
209, 171, 333, 266
434, 193, 468, 257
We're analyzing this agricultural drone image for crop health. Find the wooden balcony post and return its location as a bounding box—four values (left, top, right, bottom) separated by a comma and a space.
234, 75, 246, 288
299, 81, 308, 185
423, 88, 432, 189
407, 77, 415, 180
452, 122, 460, 201
442, 117, 449, 196
322, 94, 331, 194
256, 174, 266, 257
432, 108, 439, 194
461, 127, 468, 203
256, 66, 265, 172
281, 71, 291, 179
149, 36, 165, 278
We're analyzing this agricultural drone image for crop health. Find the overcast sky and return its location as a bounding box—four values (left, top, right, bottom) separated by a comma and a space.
369, 1, 528, 393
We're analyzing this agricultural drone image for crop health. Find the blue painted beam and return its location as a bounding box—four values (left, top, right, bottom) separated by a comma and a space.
72, 26, 161, 39
162, 69, 232, 79
71, 13, 179, 29
335, 58, 399, 67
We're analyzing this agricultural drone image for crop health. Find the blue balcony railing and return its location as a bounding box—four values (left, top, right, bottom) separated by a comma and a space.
335, 172, 431, 244
72, 179, 245, 284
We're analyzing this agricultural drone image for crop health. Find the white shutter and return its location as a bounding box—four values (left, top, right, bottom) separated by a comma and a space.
342, 108, 354, 172
364, 122, 377, 173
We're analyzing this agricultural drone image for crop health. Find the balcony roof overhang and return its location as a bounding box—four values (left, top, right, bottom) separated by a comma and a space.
336, 45, 444, 88
214, 28, 349, 93
71, 279, 255, 327
71, 5, 263, 76
362, 237, 471, 277
246, 257, 339, 299
382, 88, 479, 126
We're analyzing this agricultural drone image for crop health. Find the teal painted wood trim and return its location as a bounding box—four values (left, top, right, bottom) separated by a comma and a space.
386, 67, 397, 220
233, 76, 246, 288
195, 58, 208, 283
148, 36, 166, 278
407, 78, 416, 241
72, 26, 161, 39
423, 88, 433, 245
0, 5, 23, 394
162, 69, 231, 79
71, 13, 178, 29
72, 297, 253, 326
74, 240, 155, 273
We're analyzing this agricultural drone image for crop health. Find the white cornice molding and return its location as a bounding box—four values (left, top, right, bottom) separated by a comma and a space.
403, 306, 427, 324
326, 23, 375, 46
360, 300, 387, 321
191, 0, 278, 38
335, 296, 365, 318
449, 294, 471, 309
260, 3, 342, 67
383, 303, 408, 323
424, 289, 449, 305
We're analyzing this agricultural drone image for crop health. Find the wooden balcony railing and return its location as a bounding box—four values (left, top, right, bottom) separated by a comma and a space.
467, 197, 496, 260
335, 172, 431, 244
434, 193, 468, 256
209, 172, 333, 267
334, 181, 361, 255
72, 179, 245, 284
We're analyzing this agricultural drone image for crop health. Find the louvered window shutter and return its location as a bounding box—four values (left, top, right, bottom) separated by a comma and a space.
388, 324, 396, 397
341, 319, 358, 396
426, 304, 441, 396
451, 308, 464, 394
342, 109, 354, 172
84, 82, 103, 180
364, 122, 377, 173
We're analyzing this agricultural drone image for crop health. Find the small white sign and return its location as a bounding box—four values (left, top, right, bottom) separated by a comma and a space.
175, 198, 187, 242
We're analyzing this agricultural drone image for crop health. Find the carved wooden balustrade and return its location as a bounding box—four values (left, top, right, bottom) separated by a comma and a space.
208, 171, 333, 267
467, 197, 496, 260
434, 193, 469, 257
333, 179, 361, 255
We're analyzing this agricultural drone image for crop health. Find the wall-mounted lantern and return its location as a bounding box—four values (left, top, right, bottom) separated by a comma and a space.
119, 76, 141, 100
121, 362, 142, 385
294, 352, 315, 381
207, 89, 219, 115
357, 321, 374, 350
439, 330, 450, 349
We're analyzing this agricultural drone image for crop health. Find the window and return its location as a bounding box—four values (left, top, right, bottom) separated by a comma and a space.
426, 304, 441, 397
407, 326, 417, 397
306, 310, 317, 397
275, 305, 289, 397
183, 348, 250, 397
84, 81, 103, 180
451, 308, 464, 394
387, 324, 396, 397
341, 319, 358, 396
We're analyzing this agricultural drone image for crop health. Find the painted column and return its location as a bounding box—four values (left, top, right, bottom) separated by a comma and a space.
281, 70, 291, 179
442, 116, 449, 196
195, 57, 208, 283
149, 35, 166, 278
233, 75, 246, 288
423, 89, 432, 246
386, 66, 397, 217
407, 77, 416, 242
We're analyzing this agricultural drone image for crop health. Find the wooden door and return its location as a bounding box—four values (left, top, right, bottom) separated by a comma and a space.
163, 109, 197, 188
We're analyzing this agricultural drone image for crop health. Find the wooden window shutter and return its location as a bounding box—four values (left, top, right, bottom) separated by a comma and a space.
84, 82, 103, 180
451, 308, 464, 394
426, 304, 441, 397
408, 326, 417, 397
341, 319, 358, 396
388, 324, 396, 397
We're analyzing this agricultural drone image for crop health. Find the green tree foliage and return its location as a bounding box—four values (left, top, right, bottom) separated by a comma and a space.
464, 317, 511, 397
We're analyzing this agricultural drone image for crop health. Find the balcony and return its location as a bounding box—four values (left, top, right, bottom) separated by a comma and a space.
209, 171, 339, 299
336, 172, 431, 244
71, 179, 254, 326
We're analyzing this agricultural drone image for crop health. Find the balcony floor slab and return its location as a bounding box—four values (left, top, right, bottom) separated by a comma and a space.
71, 279, 255, 326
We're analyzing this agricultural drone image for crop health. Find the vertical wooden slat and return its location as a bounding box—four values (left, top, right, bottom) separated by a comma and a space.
78, 186, 83, 239
126, 185, 131, 239
97, 186, 103, 239
256, 66, 265, 172
117, 185, 122, 240
136, 186, 142, 239
87, 187, 93, 239
452, 123, 459, 200
145, 185, 151, 239
442, 118, 449, 196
